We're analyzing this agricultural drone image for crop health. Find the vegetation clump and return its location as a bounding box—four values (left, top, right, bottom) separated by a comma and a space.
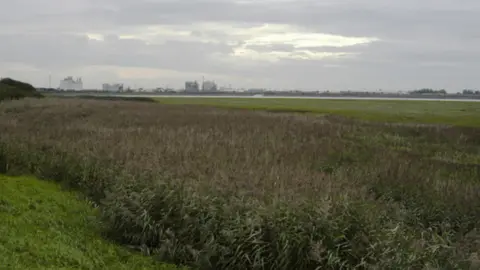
1, 98, 480, 269
0, 78, 43, 101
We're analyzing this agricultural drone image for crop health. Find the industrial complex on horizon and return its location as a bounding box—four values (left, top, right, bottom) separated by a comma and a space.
58, 76, 223, 92
56, 76, 257, 93
47, 75, 480, 97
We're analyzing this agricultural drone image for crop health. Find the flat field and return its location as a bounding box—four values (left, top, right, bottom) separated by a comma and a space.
156, 97, 480, 127
1, 97, 480, 269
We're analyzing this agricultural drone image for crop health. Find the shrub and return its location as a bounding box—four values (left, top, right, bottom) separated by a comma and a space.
0, 78, 43, 101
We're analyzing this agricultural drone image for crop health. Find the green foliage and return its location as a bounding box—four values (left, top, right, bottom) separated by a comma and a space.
1, 98, 480, 269
410, 88, 447, 94
0, 175, 182, 270
463, 89, 480, 95
0, 77, 43, 101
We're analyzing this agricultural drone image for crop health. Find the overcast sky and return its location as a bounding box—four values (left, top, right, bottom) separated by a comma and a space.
1, 0, 479, 91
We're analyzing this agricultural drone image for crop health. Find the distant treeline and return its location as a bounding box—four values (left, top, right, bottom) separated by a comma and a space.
410, 88, 480, 95
409, 88, 447, 94
461, 89, 480, 95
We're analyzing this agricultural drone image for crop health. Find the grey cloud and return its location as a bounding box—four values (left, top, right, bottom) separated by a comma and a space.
4, 0, 480, 40
2, 0, 480, 91
73, 0, 480, 40
0, 33, 233, 72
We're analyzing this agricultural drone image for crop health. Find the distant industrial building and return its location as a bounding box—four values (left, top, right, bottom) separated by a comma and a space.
102, 83, 124, 92
202, 80, 217, 91
59, 76, 83, 91
185, 81, 199, 92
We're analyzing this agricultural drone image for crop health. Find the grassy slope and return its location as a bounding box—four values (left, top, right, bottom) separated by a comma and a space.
156, 97, 480, 127
0, 175, 182, 270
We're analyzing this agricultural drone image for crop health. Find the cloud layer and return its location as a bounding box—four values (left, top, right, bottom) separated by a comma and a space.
1, 0, 479, 91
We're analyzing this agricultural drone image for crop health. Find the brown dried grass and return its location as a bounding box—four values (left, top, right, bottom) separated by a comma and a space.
1, 98, 479, 269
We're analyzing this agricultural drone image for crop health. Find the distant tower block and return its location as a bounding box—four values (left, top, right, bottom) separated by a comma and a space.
59, 76, 83, 91
202, 80, 217, 91
185, 81, 200, 92
102, 83, 124, 92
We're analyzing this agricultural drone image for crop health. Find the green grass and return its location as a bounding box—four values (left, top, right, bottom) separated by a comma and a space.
155, 97, 480, 127
0, 175, 182, 270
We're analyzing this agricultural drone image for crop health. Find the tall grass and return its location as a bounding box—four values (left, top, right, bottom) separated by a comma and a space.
1, 98, 479, 269
156, 97, 480, 127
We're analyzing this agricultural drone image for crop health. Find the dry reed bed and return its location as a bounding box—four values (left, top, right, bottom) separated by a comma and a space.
0, 98, 479, 269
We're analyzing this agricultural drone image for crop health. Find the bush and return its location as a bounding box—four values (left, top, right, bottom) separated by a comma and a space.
0, 78, 43, 101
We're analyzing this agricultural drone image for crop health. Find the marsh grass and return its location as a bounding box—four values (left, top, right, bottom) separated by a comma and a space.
156, 97, 480, 127
1, 98, 480, 269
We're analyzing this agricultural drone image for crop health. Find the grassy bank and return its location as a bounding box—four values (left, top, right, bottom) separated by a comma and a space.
156, 97, 480, 127
0, 174, 181, 269
1, 98, 480, 269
